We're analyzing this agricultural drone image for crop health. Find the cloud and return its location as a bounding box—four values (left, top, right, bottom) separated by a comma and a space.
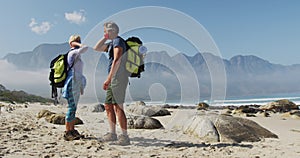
65, 10, 86, 25
0, 60, 50, 97
29, 18, 52, 35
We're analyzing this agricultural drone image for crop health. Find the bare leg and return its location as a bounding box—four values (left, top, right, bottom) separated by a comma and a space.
105, 104, 116, 134
114, 104, 127, 135
66, 121, 71, 131
65, 120, 75, 131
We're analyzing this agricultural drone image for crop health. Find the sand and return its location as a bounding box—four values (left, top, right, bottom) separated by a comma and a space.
0, 102, 300, 158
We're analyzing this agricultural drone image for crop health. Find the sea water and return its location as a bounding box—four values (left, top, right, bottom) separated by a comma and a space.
143, 92, 300, 107
208, 92, 300, 106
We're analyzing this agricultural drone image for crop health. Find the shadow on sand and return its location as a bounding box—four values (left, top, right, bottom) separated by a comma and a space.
130, 137, 253, 149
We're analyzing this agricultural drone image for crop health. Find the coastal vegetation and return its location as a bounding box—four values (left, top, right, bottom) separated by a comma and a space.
0, 84, 52, 104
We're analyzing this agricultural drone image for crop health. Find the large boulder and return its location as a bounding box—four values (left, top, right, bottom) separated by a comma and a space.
182, 113, 278, 143
37, 109, 55, 118
126, 101, 171, 117
90, 104, 105, 112
37, 109, 83, 125
127, 115, 164, 129
260, 99, 298, 112
197, 102, 209, 110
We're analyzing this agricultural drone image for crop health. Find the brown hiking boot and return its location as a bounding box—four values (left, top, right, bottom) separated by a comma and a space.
103, 132, 117, 142
71, 130, 84, 139
64, 131, 76, 141
110, 134, 130, 146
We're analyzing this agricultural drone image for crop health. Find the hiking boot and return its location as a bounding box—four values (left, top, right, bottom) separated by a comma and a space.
110, 134, 130, 146
71, 130, 84, 139
64, 131, 76, 141
103, 132, 117, 142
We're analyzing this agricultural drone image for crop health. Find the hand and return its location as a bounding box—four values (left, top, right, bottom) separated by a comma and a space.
104, 33, 109, 39
103, 79, 111, 90
71, 41, 81, 47
80, 88, 84, 95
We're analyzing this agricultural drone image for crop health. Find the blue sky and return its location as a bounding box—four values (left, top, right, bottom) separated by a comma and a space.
0, 0, 300, 65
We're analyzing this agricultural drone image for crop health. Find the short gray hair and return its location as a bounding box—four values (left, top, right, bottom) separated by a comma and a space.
103, 21, 119, 34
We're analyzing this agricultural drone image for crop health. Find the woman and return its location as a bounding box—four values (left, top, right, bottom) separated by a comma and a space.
63, 35, 88, 141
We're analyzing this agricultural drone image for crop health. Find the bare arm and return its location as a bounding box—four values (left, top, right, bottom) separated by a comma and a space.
69, 41, 88, 55
93, 37, 108, 52
103, 46, 123, 90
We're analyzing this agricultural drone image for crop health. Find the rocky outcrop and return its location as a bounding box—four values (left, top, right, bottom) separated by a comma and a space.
182, 113, 278, 143
226, 100, 300, 118
260, 99, 298, 112
37, 109, 83, 125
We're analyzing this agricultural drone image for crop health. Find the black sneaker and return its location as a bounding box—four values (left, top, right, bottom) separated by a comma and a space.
71, 130, 84, 139
64, 131, 76, 141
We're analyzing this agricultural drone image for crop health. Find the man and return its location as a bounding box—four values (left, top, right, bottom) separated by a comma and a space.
94, 21, 130, 145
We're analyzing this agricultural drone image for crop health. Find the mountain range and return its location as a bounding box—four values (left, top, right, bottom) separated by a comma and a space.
3, 43, 300, 102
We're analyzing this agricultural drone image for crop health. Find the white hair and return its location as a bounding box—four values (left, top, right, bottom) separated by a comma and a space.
103, 21, 119, 34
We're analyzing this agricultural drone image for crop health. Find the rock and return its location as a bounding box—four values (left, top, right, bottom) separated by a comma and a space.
184, 116, 219, 142
135, 101, 146, 106
281, 111, 300, 119
291, 111, 300, 117
162, 104, 179, 109
127, 102, 171, 117
180, 113, 278, 143
37, 110, 55, 118
127, 115, 164, 129
0, 103, 4, 114
90, 104, 105, 112
37, 109, 83, 125
197, 102, 209, 110
256, 111, 270, 117
45, 114, 65, 124
260, 99, 298, 112
231, 105, 261, 116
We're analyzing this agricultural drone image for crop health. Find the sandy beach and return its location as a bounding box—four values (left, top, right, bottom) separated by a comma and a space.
0, 102, 300, 158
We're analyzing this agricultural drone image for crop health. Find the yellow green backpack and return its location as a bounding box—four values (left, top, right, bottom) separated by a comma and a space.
124, 37, 146, 78
49, 51, 74, 104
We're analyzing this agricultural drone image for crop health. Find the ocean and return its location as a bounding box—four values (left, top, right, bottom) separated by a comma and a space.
209, 93, 300, 106
142, 92, 300, 107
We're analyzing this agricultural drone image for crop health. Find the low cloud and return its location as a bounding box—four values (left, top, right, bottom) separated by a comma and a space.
0, 60, 50, 97
29, 18, 52, 35
65, 10, 86, 25
0, 60, 100, 102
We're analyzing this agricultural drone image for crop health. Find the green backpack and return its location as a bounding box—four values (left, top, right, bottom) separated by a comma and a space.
124, 37, 146, 78
49, 51, 73, 103
49, 53, 69, 88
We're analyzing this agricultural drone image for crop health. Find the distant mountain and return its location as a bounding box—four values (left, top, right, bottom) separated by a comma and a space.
3, 43, 300, 100
3, 43, 69, 70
